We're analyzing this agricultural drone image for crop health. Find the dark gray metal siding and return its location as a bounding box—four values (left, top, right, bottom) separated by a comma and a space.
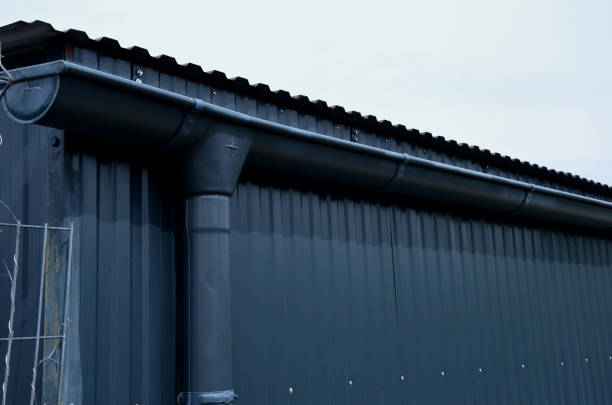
64, 45, 178, 405
2, 43, 612, 405
0, 113, 67, 404
229, 181, 612, 405
69, 152, 177, 405
0, 112, 177, 404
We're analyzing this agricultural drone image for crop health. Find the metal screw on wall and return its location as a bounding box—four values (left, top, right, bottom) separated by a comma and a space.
288, 387, 293, 394
134, 68, 144, 84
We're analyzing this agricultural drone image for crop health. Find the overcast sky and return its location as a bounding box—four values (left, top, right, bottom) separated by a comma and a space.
4, 0, 612, 185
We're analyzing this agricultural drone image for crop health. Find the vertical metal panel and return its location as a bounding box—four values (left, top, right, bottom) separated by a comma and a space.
230, 183, 400, 405
0, 111, 62, 405
62, 50, 178, 405
69, 150, 177, 405
230, 181, 612, 405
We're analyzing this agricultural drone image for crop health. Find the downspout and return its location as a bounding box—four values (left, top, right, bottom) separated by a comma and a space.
2, 60, 612, 405
177, 121, 252, 405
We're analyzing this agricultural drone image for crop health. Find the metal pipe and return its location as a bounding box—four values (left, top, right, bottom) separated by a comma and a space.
179, 195, 236, 405
30, 223, 48, 405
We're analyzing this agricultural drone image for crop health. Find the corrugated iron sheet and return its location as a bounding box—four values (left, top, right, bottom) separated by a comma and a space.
0, 112, 60, 404
230, 181, 612, 405
68, 151, 177, 405
0, 111, 177, 404
1, 20, 611, 198
2, 26, 612, 405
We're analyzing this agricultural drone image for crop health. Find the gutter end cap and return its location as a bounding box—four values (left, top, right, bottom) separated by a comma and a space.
2, 74, 60, 124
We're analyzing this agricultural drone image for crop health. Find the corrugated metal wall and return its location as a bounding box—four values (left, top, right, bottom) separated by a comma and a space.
0, 110, 72, 405
0, 113, 66, 404
0, 112, 178, 404
230, 181, 612, 405
69, 151, 177, 405
2, 45, 612, 405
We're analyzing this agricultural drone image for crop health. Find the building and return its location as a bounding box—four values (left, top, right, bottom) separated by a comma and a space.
1, 20, 612, 405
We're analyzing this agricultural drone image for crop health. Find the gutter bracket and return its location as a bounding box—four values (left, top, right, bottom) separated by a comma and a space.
177, 390, 238, 405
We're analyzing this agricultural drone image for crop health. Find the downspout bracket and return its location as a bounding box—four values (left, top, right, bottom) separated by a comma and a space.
177, 390, 238, 405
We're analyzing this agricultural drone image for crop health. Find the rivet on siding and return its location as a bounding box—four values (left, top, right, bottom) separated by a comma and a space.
288, 387, 293, 394
521, 363, 525, 369
135, 78, 142, 84
585, 357, 589, 363
352, 128, 359, 135
478, 368, 483, 373
280, 108, 284, 113
560, 361, 565, 366
384, 137, 390, 143
348, 379, 353, 386
440, 371, 445, 376
135, 68, 144, 77
400, 375, 405, 381
212, 90, 217, 96
609, 355, 612, 360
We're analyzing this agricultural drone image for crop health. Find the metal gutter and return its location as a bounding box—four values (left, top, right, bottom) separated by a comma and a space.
2, 60, 611, 230
3, 20, 610, 199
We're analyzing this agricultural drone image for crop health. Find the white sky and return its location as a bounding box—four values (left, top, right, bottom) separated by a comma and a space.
5, 0, 612, 185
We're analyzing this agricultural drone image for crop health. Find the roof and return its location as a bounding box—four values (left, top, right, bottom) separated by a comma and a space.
1, 19, 611, 197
